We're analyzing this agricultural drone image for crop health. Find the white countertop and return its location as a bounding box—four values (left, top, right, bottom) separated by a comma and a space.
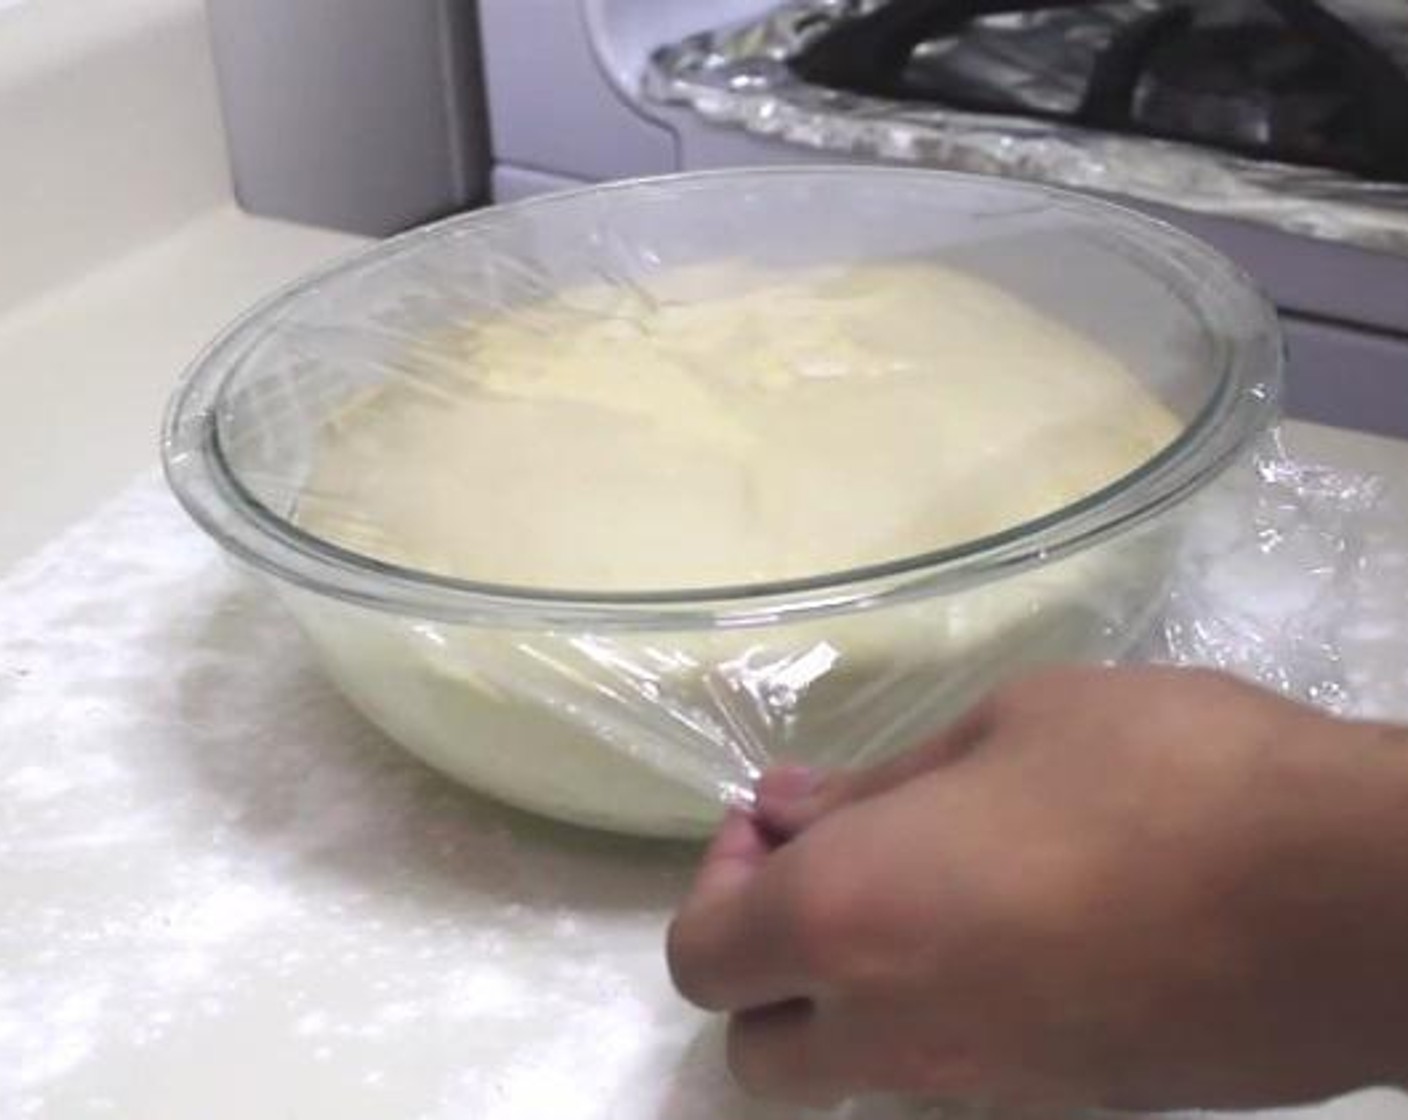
0, 207, 364, 569
0, 423, 1405, 1120
0, 0, 367, 572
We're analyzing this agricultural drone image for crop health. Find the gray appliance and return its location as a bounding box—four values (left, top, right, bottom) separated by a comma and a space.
208, 0, 1408, 437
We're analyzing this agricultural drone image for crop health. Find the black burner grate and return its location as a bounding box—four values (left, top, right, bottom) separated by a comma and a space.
790, 0, 1408, 181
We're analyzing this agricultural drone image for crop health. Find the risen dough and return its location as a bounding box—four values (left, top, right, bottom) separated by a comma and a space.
296, 261, 1178, 591
285, 260, 1182, 836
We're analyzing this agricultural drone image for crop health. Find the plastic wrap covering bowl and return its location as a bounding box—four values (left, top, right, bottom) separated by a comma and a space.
161, 168, 1280, 838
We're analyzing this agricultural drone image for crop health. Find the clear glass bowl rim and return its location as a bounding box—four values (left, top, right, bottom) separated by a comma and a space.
161, 166, 1283, 632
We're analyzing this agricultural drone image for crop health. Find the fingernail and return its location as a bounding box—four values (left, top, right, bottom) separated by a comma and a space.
755, 765, 823, 806
710, 808, 763, 855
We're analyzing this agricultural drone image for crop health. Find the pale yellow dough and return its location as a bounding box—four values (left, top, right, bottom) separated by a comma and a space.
296, 260, 1179, 591
284, 261, 1184, 836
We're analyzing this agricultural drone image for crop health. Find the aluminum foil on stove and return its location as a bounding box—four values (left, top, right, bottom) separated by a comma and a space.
645, 0, 1408, 256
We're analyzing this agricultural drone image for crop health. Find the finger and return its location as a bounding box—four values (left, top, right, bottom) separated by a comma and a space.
752, 765, 823, 840
727, 1000, 845, 1107
758, 700, 993, 839
667, 811, 808, 1012
691, 807, 771, 898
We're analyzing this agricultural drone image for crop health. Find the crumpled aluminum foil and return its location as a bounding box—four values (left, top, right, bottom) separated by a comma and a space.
645, 0, 1408, 256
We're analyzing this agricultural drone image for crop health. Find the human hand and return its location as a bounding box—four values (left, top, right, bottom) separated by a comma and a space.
667, 666, 1408, 1111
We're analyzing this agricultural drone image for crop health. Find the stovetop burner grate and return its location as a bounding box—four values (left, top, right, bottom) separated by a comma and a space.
790, 0, 1408, 181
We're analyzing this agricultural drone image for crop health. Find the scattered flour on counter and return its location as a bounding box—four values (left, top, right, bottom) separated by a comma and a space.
0, 477, 1143, 1120
2, 472, 1403, 1115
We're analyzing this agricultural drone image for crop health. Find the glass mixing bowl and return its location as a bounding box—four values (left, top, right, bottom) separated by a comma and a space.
162, 168, 1281, 838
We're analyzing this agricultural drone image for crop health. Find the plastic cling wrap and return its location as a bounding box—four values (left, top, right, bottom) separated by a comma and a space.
282, 521, 1174, 835
162, 170, 1285, 838
275, 437, 1382, 838
1147, 432, 1388, 710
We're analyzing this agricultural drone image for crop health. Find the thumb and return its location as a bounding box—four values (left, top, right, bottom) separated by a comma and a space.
756, 700, 993, 838
667, 809, 801, 1012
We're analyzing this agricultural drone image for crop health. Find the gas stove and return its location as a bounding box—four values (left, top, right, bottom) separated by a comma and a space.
790, 0, 1408, 182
